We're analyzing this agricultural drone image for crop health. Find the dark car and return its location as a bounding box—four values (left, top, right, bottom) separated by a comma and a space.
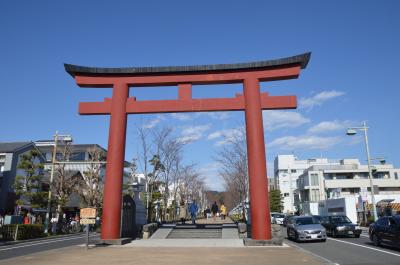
369, 215, 400, 249
282, 214, 294, 227
320, 215, 362, 238
313, 215, 322, 223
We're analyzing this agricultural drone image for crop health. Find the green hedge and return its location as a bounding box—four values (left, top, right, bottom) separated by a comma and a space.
1, 224, 45, 240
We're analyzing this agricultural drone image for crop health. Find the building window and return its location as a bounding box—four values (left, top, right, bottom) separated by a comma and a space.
394, 172, 398, 180
373, 172, 385, 179
310, 189, 320, 202
324, 173, 333, 180
310, 173, 319, 185
70, 152, 85, 161
291, 169, 296, 173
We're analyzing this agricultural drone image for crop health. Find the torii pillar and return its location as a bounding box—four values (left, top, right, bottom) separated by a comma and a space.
65, 52, 311, 241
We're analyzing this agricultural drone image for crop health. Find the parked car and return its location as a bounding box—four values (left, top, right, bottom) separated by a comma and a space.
369, 215, 400, 249
282, 214, 294, 227
313, 215, 322, 223
287, 216, 327, 242
271, 213, 285, 225
320, 215, 362, 238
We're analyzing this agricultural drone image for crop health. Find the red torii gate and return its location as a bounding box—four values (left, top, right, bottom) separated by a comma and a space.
65, 52, 310, 241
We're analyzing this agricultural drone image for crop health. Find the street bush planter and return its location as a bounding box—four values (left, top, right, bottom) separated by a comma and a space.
1, 224, 45, 240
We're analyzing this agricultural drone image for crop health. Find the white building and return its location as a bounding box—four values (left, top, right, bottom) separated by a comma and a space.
295, 158, 400, 209
274, 155, 338, 213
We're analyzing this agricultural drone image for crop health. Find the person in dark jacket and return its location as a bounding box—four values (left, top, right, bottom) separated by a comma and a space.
211, 201, 219, 221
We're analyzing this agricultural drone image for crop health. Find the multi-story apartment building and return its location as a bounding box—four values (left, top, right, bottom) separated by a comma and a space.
295, 159, 400, 208
274, 155, 338, 213
0, 140, 111, 215
0, 142, 46, 214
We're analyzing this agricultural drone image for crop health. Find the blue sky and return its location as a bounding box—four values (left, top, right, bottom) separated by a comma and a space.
1, 1, 399, 190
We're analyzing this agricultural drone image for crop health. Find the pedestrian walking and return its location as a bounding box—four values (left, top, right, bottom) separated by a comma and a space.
23, 214, 30, 224
51, 215, 58, 234
0, 213, 4, 227
37, 214, 43, 225
179, 200, 187, 225
220, 203, 227, 220
189, 200, 198, 225
211, 201, 218, 221
31, 214, 36, 224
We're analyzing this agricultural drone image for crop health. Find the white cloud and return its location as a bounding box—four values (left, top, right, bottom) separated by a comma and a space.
307, 120, 351, 134
205, 112, 230, 120
170, 113, 192, 121
269, 135, 342, 150
178, 124, 211, 143
206, 127, 244, 146
263, 110, 310, 131
299, 90, 345, 110
207, 131, 223, 140
198, 162, 225, 191
143, 115, 164, 129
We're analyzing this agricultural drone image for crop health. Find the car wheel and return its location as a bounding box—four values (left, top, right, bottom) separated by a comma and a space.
372, 234, 380, 246
354, 234, 360, 238
294, 231, 300, 243
287, 229, 291, 240
321, 239, 326, 242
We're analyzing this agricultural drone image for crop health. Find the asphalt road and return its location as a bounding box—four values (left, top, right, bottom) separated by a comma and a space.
283, 229, 400, 265
0, 233, 99, 261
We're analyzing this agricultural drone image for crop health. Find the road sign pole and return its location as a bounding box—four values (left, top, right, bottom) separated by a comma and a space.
86, 224, 89, 249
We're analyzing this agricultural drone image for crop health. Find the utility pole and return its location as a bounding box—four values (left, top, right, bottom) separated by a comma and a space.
44, 132, 58, 234
44, 132, 72, 234
346, 121, 378, 221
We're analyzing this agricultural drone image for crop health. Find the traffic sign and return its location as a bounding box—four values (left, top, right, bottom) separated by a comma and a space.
80, 218, 96, 225
80, 208, 96, 219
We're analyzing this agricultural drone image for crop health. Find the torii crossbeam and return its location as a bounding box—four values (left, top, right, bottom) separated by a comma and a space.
65, 52, 311, 242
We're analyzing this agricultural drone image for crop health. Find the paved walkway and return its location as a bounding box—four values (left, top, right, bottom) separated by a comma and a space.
0, 218, 325, 264
1, 245, 325, 265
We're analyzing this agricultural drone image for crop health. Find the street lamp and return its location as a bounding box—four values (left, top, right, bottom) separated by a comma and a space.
44, 131, 73, 234
346, 121, 378, 222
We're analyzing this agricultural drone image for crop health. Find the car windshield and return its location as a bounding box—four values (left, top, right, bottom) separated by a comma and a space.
295, 217, 318, 225
331, 216, 352, 224
275, 214, 285, 218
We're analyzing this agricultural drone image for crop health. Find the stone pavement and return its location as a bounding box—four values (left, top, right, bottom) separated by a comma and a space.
0, 218, 325, 264
1, 245, 325, 265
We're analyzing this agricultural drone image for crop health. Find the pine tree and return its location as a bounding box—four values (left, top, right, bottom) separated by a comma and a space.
269, 189, 283, 212
14, 149, 46, 208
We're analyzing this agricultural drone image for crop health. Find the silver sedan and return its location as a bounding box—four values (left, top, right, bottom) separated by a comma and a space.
287, 216, 327, 242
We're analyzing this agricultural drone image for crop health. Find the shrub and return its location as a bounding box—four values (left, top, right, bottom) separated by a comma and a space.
1, 224, 45, 240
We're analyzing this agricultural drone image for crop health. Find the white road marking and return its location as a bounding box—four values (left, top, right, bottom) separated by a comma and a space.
328, 237, 400, 257
0, 235, 86, 251
285, 240, 339, 265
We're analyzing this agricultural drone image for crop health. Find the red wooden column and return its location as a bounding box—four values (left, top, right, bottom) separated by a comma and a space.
243, 78, 271, 240
101, 81, 129, 240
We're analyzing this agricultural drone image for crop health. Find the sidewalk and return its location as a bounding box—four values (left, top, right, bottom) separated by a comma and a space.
0, 244, 325, 265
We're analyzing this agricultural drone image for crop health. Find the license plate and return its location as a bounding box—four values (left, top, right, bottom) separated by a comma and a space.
348, 231, 353, 235
311, 234, 318, 239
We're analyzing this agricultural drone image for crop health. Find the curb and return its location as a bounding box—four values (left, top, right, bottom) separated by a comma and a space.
0, 232, 88, 247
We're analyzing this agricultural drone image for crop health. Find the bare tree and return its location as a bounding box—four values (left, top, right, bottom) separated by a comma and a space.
52, 143, 81, 216
79, 147, 106, 210
178, 165, 205, 205
215, 127, 248, 210
153, 127, 185, 221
